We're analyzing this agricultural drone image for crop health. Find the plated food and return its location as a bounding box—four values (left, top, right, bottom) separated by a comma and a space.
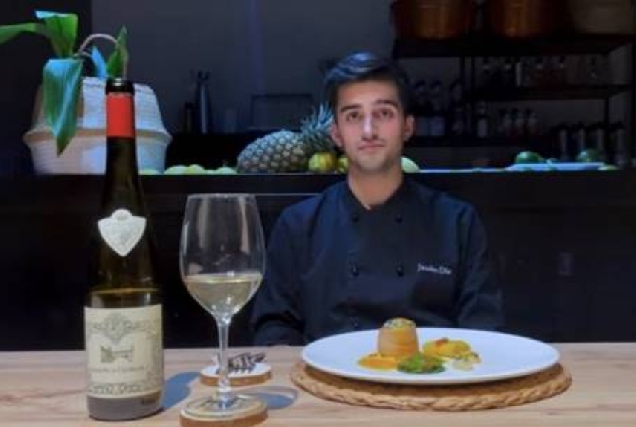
358, 318, 481, 374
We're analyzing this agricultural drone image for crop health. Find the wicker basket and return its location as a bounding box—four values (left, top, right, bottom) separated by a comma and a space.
568, 0, 635, 34
23, 77, 171, 175
391, 0, 473, 39
489, 0, 564, 38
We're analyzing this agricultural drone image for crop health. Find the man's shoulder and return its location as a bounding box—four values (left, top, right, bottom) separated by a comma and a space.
278, 181, 344, 225
408, 179, 476, 220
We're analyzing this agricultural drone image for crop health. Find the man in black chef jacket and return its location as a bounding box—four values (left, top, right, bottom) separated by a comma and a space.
251, 52, 503, 346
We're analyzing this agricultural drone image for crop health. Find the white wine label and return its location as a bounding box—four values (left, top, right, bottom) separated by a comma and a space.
98, 209, 146, 257
85, 305, 163, 399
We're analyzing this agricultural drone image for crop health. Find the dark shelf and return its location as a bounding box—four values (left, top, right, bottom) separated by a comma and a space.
167, 132, 263, 168
393, 34, 634, 58
472, 85, 632, 101
408, 135, 552, 149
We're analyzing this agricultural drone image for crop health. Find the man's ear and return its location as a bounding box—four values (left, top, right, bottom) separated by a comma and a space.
330, 122, 343, 149
404, 115, 415, 142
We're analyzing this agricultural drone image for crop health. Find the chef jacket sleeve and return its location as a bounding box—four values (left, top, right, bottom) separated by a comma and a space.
454, 207, 504, 331
251, 212, 305, 345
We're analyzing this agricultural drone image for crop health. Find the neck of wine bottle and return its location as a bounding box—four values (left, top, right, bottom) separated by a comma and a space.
85, 78, 164, 421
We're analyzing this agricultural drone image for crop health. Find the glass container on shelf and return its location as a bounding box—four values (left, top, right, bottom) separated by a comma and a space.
525, 109, 539, 136
413, 80, 430, 136
448, 79, 465, 136
429, 80, 446, 137
476, 101, 490, 138
555, 123, 570, 161
588, 123, 607, 163
575, 55, 612, 86
610, 122, 629, 168
570, 122, 587, 154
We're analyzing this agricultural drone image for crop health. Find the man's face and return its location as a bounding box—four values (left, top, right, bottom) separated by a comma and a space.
330, 80, 414, 176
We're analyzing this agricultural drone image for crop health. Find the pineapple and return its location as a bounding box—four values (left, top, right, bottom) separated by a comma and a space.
237, 105, 335, 173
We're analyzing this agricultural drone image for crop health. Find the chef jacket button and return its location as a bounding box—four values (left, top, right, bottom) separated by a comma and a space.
396, 264, 404, 276
351, 319, 360, 329
395, 214, 403, 223
350, 264, 360, 277
351, 212, 360, 223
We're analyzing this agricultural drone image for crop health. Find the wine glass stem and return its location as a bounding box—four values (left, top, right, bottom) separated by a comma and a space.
216, 316, 232, 399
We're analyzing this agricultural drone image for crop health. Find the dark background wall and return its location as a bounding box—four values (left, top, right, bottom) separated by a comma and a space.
91, 0, 395, 133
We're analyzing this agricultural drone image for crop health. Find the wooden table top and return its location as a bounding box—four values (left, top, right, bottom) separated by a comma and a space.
1, 343, 635, 426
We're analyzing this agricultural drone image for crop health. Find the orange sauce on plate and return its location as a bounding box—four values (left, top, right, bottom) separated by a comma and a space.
357, 353, 399, 370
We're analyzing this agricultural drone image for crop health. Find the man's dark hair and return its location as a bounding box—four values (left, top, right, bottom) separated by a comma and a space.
323, 51, 412, 115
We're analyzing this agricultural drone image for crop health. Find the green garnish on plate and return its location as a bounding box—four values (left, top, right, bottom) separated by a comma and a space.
397, 353, 445, 374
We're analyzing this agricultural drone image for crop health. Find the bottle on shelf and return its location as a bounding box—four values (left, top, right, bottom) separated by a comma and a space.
413, 80, 430, 136
428, 80, 446, 137
512, 108, 524, 138
525, 109, 539, 137
555, 123, 570, 161
85, 78, 164, 421
588, 122, 607, 162
502, 58, 514, 88
480, 58, 493, 89
533, 57, 546, 87
497, 109, 512, 137
447, 79, 465, 137
521, 58, 535, 87
610, 122, 629, 168
571, 122, 587, 154
489, 58, 504, 90
475, 100, 490, 139
181, 102, 194, 134
552, 56, 567, 87
514, 58, 524, 88
194, 70, 212, 134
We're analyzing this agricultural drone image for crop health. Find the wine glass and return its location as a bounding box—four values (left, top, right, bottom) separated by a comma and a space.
179, 194, 266, 420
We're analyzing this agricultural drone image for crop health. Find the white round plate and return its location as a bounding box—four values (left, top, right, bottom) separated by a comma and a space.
301, 328, 559, 385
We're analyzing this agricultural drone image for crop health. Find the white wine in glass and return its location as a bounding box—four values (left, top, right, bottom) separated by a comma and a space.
179, 194, 266, 420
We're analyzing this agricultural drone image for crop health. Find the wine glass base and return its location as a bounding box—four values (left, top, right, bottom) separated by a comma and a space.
180, 394, 267, 427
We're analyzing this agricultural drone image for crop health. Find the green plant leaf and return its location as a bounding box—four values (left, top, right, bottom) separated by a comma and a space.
42, 58, 83, 154
106, 27, 128, 78
36, 11, 78, 58
90, 46, 108, 79
0, 23, 46, 44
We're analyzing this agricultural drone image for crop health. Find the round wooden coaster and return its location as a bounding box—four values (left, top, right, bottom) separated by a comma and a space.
179, 396, 267, 427
290, 361, 572, 411
200, 363, 272, 387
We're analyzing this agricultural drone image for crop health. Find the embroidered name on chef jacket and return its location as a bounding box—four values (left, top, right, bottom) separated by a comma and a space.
417, 263, 453, 276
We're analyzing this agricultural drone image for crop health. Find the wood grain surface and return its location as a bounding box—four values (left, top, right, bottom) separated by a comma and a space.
0, 343, 635, 426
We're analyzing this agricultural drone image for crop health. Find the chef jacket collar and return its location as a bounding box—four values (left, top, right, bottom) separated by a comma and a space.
341, 177, 412, 223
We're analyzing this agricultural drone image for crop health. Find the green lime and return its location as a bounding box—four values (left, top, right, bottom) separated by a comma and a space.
164, 165, 187, 175
598, 164, 618, 171
576, 149, 602, 163
215, 166, 238, 174
514, 151, 544, 164
401, 156, 420, 173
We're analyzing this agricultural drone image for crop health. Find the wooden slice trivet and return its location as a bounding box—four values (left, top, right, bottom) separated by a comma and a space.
179, 396, 267, 427
290, 361, 571, 411
200, 363, 272, 387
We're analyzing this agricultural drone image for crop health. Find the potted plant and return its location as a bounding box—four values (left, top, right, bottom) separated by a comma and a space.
0, 10, 170, 174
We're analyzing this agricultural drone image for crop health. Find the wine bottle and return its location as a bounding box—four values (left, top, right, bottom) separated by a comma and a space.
85, 78, 164, 420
